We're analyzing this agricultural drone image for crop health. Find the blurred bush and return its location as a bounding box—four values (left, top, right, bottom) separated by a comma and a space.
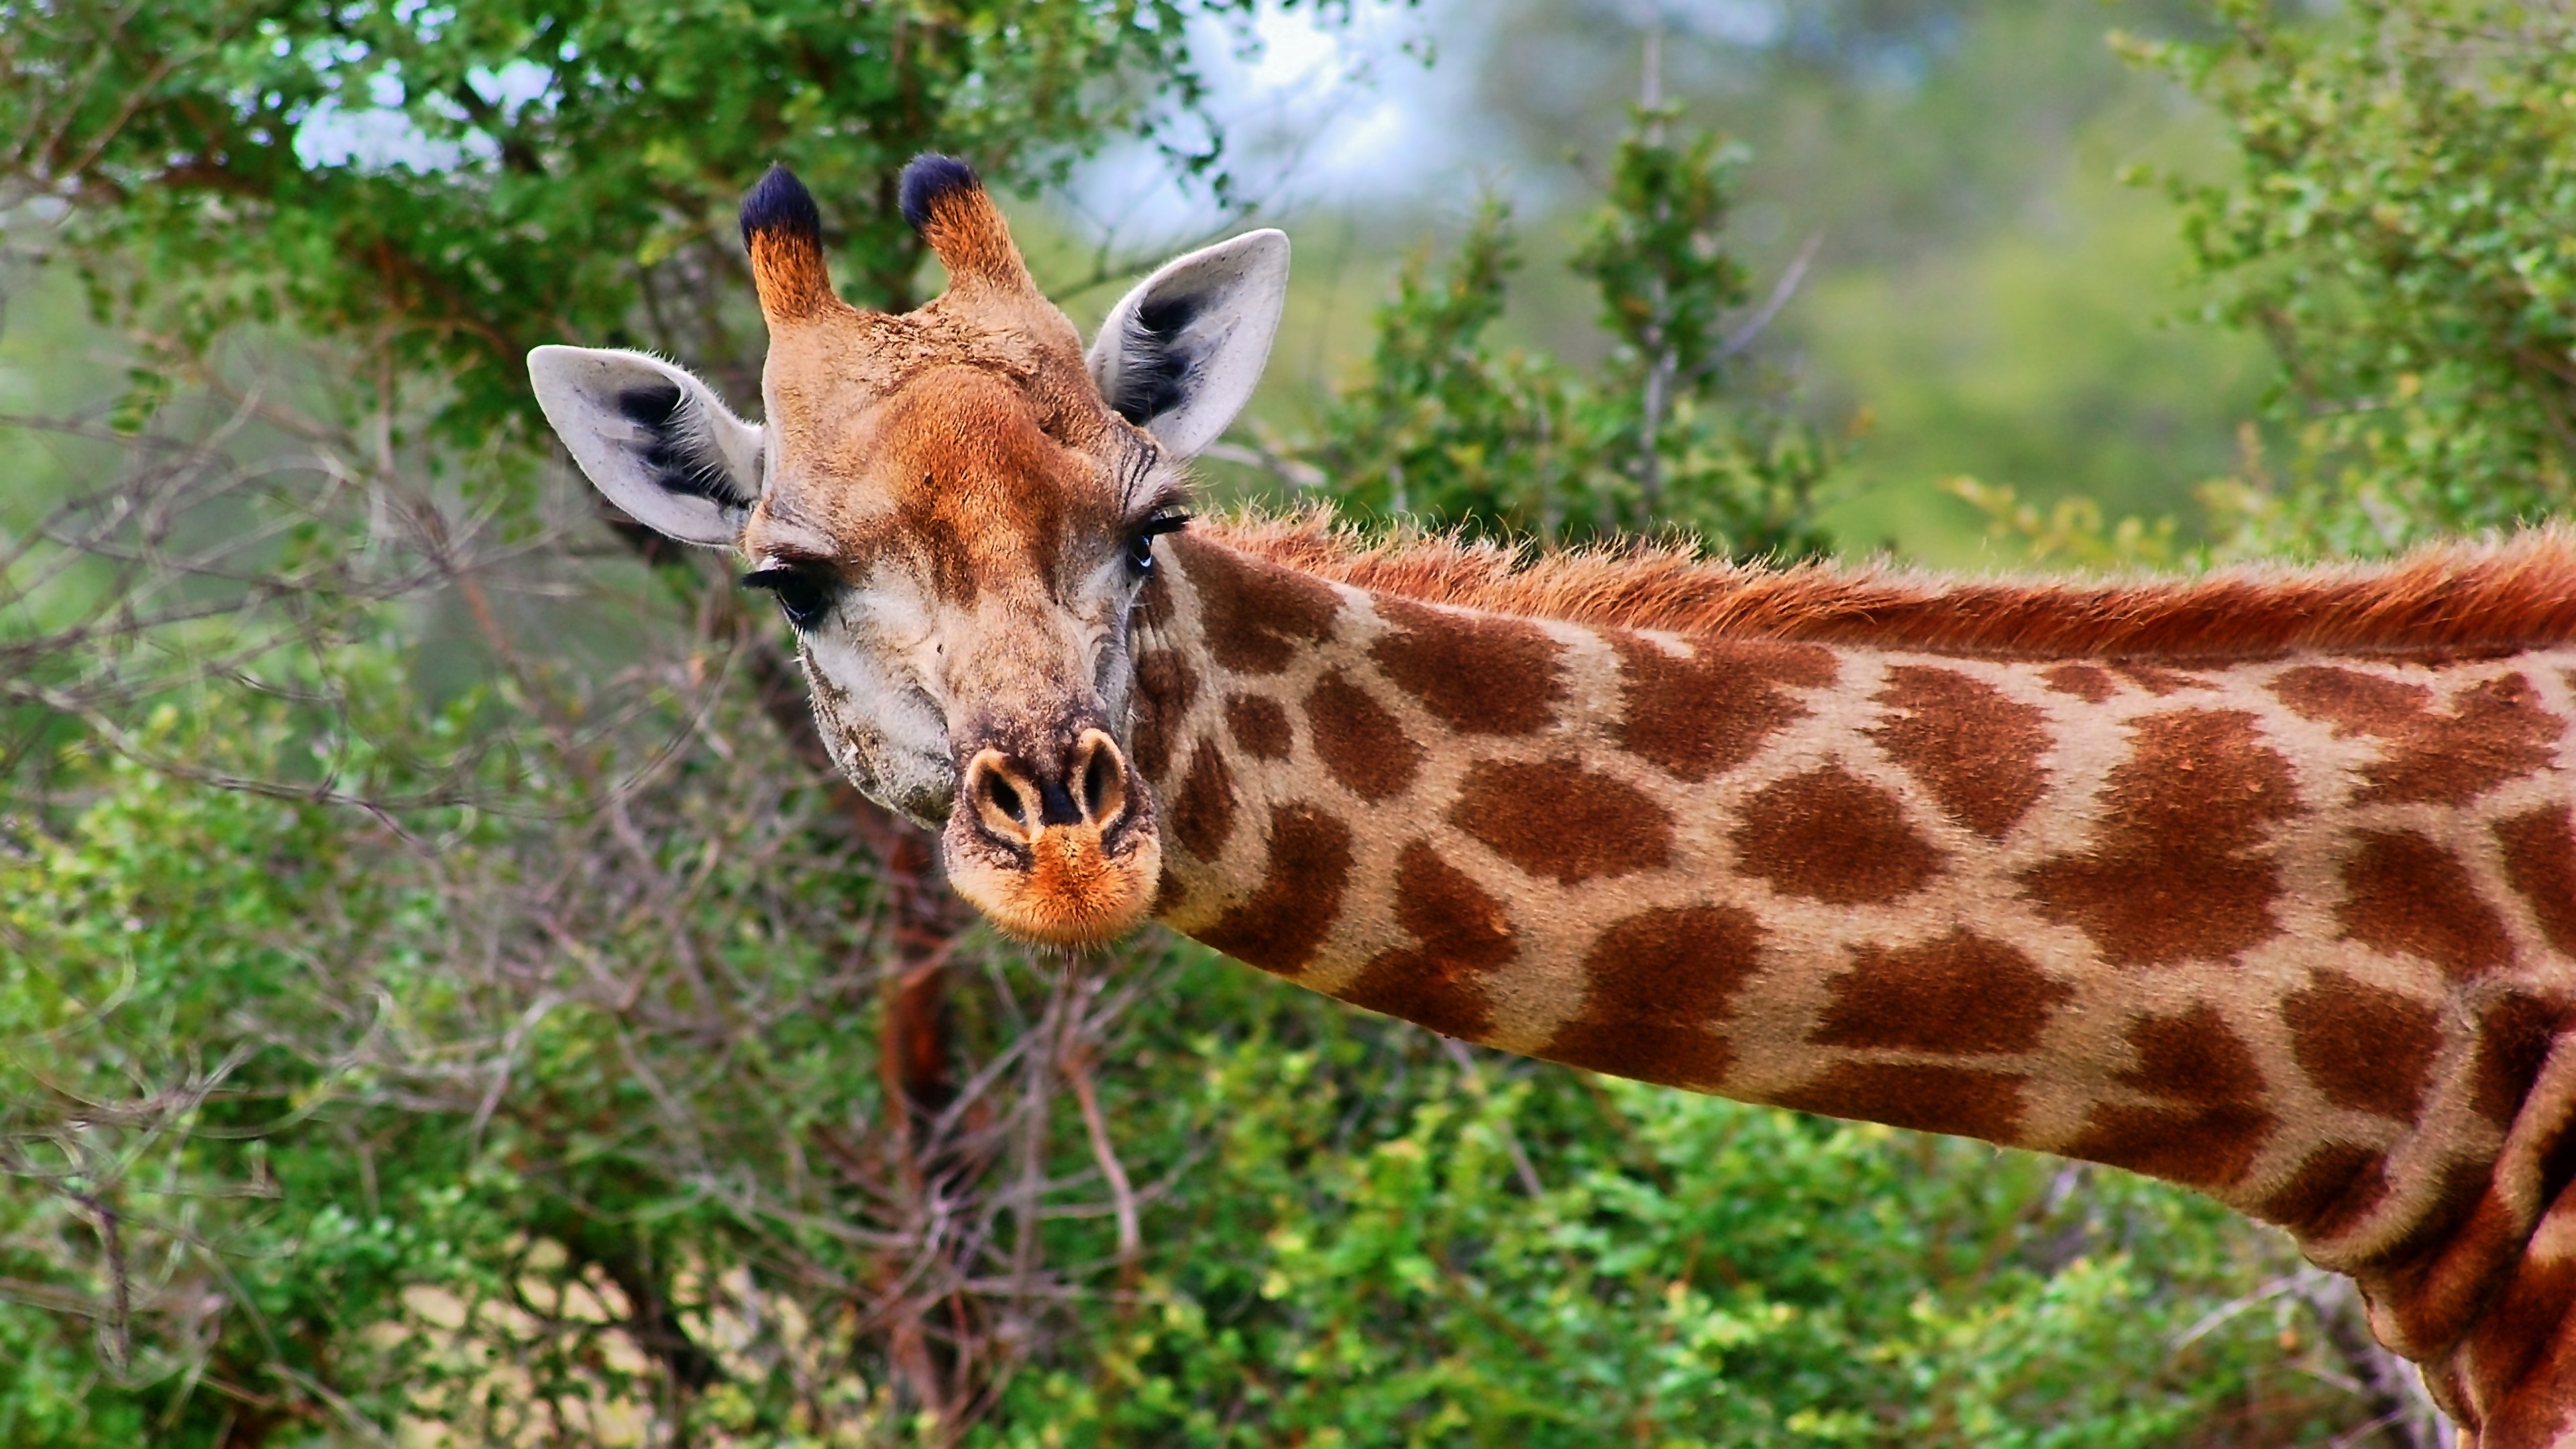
2136, 0, 2576, 556
1287, 107, 1835, 561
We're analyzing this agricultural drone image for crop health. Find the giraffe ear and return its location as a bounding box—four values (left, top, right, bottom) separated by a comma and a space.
528, 345, 763, 547
1087, 228, 1289, 459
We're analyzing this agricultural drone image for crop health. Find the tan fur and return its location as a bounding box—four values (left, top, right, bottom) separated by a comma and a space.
748, 229, 839, 323
622, 164, 2576, 1442
914, 178, 1039, 296
733, 169, 1174, 945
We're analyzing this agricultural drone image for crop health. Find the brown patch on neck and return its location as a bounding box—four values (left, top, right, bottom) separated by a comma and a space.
1128, 648, 1197, 784
1225, 693, 1293, 759
1610, 634, 1835, 782
2273, 665, 2562, 806
2118, 1003, 2269, 1104
1182, 536, 1344, 676
1188, 804, 1354, 977
1339, 841, 1519, 1038
2042, 663, 2117, 701
1169, 745, 1238, 861
1731, 766, 1946, 905
2497, 804, 2576, 957
1369, 597, 1566, 735
1809, 929, 2072, 1055
2468, 992, 2569, 1129
1304, 669, 1424, 802
1868, 665, 2049, 839
2284, 969, 2444, 1122
2063, 1004, 2276, 1191
1541, 905, 1764, 1090
2257, 1143, 2392, 1239
1207, 513, 2576, 663
1451, 759, 1674, 885
2336, 829, 2515, 980
1773, 1063, 2031, 1143
2018, 709, 2296, 965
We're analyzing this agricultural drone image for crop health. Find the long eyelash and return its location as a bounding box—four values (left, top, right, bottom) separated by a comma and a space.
1130, 470, 1191, 521
1119, 444, 1174, 508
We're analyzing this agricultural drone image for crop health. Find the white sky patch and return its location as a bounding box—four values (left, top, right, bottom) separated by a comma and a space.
1055, 0, 1801, 246
293, 58, 552, 174
1062, 0, 1487, 246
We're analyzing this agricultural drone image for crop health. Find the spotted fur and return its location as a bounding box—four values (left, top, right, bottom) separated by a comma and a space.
536, 161, 2576, 1446
1140, 531, 2576, 1447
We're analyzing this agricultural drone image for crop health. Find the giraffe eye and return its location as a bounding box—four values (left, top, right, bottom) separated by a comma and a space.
741, 566, 837, 630
1124, 510, 1190, 579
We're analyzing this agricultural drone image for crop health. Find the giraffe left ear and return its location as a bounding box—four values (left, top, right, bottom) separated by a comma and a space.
529, 345, 764, 547
1087, 228, 1289, 459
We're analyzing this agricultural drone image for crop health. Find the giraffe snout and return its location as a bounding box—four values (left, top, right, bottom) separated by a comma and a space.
944, 726, 1161, 945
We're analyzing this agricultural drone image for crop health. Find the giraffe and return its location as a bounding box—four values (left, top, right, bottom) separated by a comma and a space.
529, 155, 2576, 1445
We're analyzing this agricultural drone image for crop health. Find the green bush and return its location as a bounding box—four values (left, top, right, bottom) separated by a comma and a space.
2135, 0, 2576, 554
1299, 111, 1834, 562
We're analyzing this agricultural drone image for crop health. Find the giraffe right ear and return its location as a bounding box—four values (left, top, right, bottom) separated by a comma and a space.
527, 345, 764, 547
1087, 228, 1289, 459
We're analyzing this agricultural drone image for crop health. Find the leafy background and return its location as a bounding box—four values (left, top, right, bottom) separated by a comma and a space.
3, 0, 2570, 1444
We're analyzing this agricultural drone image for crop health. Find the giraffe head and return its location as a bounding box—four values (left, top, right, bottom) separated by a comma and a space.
528, 157, 1289, 945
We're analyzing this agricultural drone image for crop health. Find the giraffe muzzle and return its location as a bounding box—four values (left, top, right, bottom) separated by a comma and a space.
943, 727, 1162, 945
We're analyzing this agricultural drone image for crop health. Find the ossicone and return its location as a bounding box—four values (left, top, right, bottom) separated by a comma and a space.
899, 154, 980, 233
897, 152, 1031, 294
740, 163, 835, 323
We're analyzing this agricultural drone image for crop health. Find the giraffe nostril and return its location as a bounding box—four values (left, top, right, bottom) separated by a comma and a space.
967, 735, 1132, 843
987, 775, 1024, 823
1073, 729, 1132, 829
967, 749, 1042, 843
1083, 748, 1110, 819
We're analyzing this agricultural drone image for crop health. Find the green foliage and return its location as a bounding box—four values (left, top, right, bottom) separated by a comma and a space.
994, 1027, 2343, 1447
3, 710, 478, 1444
2132, 0, 2576, 553
1941, 475, 2188, 571
1, 659, 916, 1444
1576, 117, 1750, 382
1301, 204, 1580, 536
1792, 156, 2273, 568
1, 0, 1326, 458
1426, 0, 2266, 569
1302, 109, 1834, 561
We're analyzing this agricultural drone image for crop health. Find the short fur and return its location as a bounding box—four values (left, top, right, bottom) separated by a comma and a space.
742, 164, 837, 323
1211, 510, 2576, 663
900, 152, 1031, 293
535, 162, 2576, 1445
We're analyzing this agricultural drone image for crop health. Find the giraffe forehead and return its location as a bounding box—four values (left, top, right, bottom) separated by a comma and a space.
755, 367, 1136, 600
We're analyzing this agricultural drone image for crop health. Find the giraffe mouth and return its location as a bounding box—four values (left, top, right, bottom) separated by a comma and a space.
940, 728, 1163, 945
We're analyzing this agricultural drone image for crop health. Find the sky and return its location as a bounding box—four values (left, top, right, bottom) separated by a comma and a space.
1064, 0, 1483, 237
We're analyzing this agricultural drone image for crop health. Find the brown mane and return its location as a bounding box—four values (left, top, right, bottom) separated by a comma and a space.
1206, 511, 2576, 662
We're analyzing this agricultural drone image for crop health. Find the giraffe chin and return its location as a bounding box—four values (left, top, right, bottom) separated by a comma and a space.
943, 820, 1163, 947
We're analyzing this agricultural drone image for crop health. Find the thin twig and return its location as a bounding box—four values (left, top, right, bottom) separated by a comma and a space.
1715, 229, 1825, 364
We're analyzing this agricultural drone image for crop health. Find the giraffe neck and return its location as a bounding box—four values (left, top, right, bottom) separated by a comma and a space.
1131, 527, 2576, 1438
